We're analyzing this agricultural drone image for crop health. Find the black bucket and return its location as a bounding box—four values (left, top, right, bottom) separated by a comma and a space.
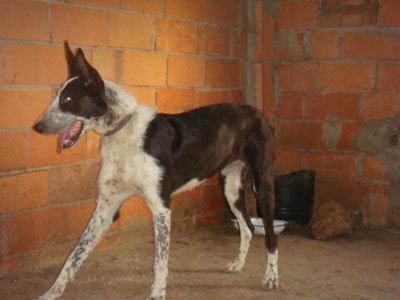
274, 170, 315, 225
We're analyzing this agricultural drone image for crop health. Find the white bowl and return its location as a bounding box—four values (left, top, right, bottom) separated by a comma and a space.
231, 217, 288, 236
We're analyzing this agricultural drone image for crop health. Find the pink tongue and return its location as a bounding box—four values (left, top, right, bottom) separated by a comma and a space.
57, 127, 69, 154
56, 121, 82, 154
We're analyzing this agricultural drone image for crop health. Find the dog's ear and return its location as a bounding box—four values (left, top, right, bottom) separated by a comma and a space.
75, 48, 105, 95
64, 40, 78, 78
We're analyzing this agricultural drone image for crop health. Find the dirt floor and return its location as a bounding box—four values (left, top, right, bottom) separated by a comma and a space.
1, 223, 399, 300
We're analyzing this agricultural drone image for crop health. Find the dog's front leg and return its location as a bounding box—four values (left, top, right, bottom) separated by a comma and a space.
148, 203, 171, 300
37, 196, 121, 300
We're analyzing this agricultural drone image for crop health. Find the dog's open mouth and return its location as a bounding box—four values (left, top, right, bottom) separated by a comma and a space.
57, 120, 84, 154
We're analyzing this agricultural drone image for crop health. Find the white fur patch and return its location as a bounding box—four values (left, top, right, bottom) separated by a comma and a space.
171, 178, 205, 196
262, 250, 279, 290
222, 160, 252, 273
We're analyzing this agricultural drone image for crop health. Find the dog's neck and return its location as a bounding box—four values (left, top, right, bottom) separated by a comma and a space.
88, 81, 139, 136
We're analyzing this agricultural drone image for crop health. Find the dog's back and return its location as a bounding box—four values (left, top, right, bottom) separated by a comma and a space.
143, 103, 274, 205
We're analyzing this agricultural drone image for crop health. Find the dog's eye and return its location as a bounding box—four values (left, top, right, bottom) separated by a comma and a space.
65, 96, 72, 102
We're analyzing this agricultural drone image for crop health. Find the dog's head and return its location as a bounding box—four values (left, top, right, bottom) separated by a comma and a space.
33, 41, 109, 153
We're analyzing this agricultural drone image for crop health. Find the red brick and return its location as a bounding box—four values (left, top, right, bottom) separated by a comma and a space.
280, 63, 317, 90
379, 0, 400, 27
319, 9, 342, 27
303, 152, 358, 180
0, 171, 48, 214
277, 121, 324, 150
319, 62, 375, 90
261, 9, 275, 60
66, 201, 96, 239
204, 0, 240, 27
343, 32, 400, 59
171, 185, 203, 211
342, 12, 377, 27
255, 63, 263, 112
166, 0, 207, 22
202, 182, 227, 213
157, 89, 198, 112
304, 92, 360, 120
48, 163, 100, 204
378, 64, 400, 92
0, 0, 49, 41
275, 150, 302, 175
311, 31, 339, 59
362, 156, 386, 180
262, 63, 274, 119
362, 93, 400, 120
315, 181, 369, 209
67, 0, 119, 8
206, 60, 239, 88
156, 19, 197, 53
124, 86, 156, 106
367, 186, 389, 227
27, 131, 86, 168
119, 196, 152, 227
167, 55, 205, 87
166, 0, 239, 27
233, 29, 247, 58
123, 51, 167, 86
198, 91, 231, 107
108, 12, 153, 49
198, 25, 230, 56
277, 92, 303, 119
120, 0, 164, 14
279, 1, 318, 29
0, 131, 26, 172
0, 88, 52, 129
231, 89, 245, 104
279, 31, 306, 60
52, 4, 107, 46
337, 121, 363, 150
256, 4, 263, 60
0, 44, 66, 84
3, 207, 66, 255
320, 0, 378, 27
92, 49, 121, 83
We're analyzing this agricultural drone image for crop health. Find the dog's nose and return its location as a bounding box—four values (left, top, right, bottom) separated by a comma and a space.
32, 121, 46, 134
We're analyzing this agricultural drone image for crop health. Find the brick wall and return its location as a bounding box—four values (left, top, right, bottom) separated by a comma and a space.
256, 0, 400, 227
0, 0, 246, 274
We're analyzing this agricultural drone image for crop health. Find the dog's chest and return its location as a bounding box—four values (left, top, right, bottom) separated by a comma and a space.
99, 137, 162, 198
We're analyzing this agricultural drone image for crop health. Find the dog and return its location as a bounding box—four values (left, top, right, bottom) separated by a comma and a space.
32, 41, 279, 300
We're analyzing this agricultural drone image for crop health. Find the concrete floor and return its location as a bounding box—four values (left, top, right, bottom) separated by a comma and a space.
1, 224, 399, 300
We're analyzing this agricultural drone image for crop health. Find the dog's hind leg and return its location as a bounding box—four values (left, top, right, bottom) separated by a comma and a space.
221, 160, 254, 273
146, 198, 171, 300
37, 195, 123, 300
244, 121, 279, 291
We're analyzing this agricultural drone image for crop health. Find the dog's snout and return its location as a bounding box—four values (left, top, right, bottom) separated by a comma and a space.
32, 121, 46, 134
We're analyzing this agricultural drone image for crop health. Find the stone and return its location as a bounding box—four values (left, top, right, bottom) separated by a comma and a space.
310, 200, 352, 240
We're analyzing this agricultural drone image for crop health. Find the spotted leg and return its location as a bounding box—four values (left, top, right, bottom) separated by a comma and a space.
244, 128, 279, 290
222, 160, 253, 273
146, 200, 171, 300
36, 195, 122, 300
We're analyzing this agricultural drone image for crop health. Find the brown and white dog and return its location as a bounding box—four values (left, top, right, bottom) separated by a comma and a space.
32, 42, 278, 300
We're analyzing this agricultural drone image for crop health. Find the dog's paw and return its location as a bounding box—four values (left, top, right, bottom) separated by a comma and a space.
225, 258, 244, 273
261, 276, 279, 291
147, 287, 166, 300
